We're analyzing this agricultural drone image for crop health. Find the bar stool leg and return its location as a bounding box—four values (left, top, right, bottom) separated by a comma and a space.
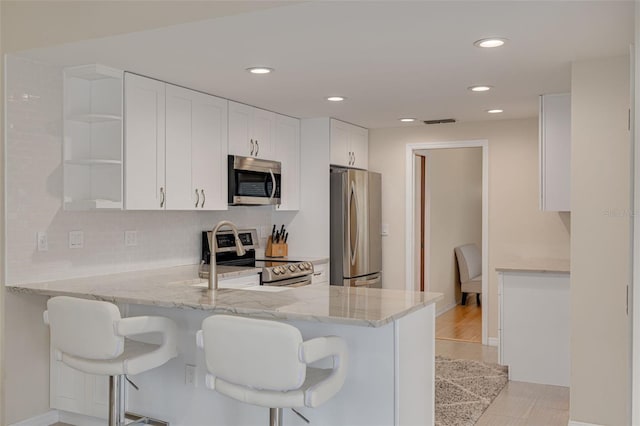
108, 375, 126, 426
269, 408, 283, 426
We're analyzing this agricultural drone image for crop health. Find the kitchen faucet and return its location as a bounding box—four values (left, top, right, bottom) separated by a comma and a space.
208, 220, 246, 290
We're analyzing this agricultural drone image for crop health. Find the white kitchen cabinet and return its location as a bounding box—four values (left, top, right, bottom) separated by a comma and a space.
311, 261, 329, 285
539, 93, 571, 212
330, 118, 369, 169
499, 270, 570, 387
219, 273, 260, 288
63, 64, 124, 210
274, 114, 301, 211
125, 73, 227, 211
228, 101, 275, 160
165, 84, 228, 210
50, 348, 109, 419
124, 73, 166, 210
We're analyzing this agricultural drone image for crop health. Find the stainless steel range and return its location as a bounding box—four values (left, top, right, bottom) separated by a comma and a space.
201, 229, 313, 287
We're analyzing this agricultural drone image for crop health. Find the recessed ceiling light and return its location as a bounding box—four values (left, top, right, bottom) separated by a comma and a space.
468, 85, 492, 92
399, 118, 416, 122
474, 38, 508, 48
246, 67, 273, 74
487, 109, 504, 114
327, 96, 346, 102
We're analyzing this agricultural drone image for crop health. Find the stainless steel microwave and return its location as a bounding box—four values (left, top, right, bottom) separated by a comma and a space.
228, 155, 282, 206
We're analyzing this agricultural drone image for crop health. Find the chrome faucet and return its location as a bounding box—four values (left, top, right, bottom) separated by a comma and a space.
208, 220, 246, 290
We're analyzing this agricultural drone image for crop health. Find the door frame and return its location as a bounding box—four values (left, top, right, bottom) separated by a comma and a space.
405, 140, 489, 346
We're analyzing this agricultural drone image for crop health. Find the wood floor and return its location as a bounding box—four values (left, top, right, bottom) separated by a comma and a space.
436, 339, 570, 425
436, 300, 482, 343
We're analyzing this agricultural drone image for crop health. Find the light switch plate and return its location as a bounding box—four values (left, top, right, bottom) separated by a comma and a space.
37, 232, 48, 251
68, 231, 83, 249
381, 223, 389, 236
125, 230, 137, 247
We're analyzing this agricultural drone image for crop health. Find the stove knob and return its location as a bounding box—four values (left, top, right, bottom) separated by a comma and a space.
289, 265, 296, 272
305, 262, 312, 270
298, 264, 305, 270
273, 268, 280, 275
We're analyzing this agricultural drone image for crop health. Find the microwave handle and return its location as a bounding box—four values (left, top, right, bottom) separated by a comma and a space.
268, 169, 276, 200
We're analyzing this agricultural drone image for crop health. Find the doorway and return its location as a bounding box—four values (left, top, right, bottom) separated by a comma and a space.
405, 140, 489, 345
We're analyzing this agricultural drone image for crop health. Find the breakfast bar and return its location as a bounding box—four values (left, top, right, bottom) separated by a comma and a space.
8, 266, 442, 426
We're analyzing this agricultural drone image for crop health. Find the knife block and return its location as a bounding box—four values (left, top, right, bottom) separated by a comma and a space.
266, 236, 288, 258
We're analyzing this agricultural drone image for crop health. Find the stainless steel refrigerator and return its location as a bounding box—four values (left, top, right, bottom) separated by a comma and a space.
330, 169, 382, 288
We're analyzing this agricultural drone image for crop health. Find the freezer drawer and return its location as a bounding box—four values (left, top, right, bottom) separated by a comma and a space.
343, 273, 382, 288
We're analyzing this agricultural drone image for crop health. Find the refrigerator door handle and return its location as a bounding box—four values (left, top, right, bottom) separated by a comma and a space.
350, 180, 360, 266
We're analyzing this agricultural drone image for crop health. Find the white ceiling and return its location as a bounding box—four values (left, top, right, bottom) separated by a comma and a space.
17, 1, 634, 129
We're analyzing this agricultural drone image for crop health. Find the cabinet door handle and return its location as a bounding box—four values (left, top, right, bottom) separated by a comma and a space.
160, 187, 165, 208
250, 139, 255, 156
255, 140, 260, 156
200, 189, 205, 208
353, 152, 356, 165
195, 189, 200, 208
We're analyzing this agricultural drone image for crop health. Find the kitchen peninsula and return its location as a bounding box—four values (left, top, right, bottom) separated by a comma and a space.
8, 265, 442, 426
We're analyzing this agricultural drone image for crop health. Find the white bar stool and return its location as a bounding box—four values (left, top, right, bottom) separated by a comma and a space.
44, 296, 178, 426
196, 315, 348, 426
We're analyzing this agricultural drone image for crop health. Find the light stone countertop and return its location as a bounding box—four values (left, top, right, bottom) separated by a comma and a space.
496, 258, 570, 274
6, 264, 442, 327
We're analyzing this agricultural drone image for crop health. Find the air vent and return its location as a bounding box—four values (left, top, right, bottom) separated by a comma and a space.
423, 118, 456, 125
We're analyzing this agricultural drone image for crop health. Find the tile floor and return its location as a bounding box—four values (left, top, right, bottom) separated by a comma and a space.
436, 339, 570, 426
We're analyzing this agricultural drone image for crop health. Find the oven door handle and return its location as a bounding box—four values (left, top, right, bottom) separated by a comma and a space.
262, 275, 312, 287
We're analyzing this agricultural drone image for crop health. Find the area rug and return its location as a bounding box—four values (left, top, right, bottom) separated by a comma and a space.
435, 356, 508, 426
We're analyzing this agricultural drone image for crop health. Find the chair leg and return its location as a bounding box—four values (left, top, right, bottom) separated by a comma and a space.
270, 408, 283, 426
477, 293, 481, 306
461, 292, 468, 305
108, 375, 126, 426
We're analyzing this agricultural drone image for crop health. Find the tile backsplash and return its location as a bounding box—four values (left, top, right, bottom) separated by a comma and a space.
6, 55, 272, 284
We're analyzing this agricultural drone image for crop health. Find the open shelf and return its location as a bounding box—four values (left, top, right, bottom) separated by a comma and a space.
66, 114, 122, 123
64, 199, 122, 210
65, 159, 122, 166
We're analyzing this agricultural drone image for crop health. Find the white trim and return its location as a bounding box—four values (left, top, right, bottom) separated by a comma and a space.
405, 140, 489, 346
58, 410, 106, 426
632, 12, 639, 425
568, 421, 604, 426
9, 410, 59, 426
436, 302, 457, 317
488, 337, 499, 347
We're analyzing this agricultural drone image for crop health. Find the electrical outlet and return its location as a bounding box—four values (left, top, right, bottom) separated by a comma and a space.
37, 232, 48, 251
125, 230, 137, 247
185, 364, 197, 387
68, 231, 84, 249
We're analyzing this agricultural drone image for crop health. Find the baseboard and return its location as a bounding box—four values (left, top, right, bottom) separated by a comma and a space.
436, 302, 457, 317
488, 337, 499, 347
58, 411, 106, 426
568, 421, 604, 426
9, 410, 59, 426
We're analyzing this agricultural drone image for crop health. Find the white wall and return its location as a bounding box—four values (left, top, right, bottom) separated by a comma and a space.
570, 55, 631, 426
368, 118, 571, 340
425, 148, 482, 313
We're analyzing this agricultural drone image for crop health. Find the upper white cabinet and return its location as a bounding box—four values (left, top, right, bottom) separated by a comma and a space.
165, 84, 228, 210
63, 64, 124, 210
124, 73, 228, 210
330, 118, 368, 169
539, 93, 571, 212
124, 73, 166, 210
274, 115, 301, 211
228, 101, 275, 159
